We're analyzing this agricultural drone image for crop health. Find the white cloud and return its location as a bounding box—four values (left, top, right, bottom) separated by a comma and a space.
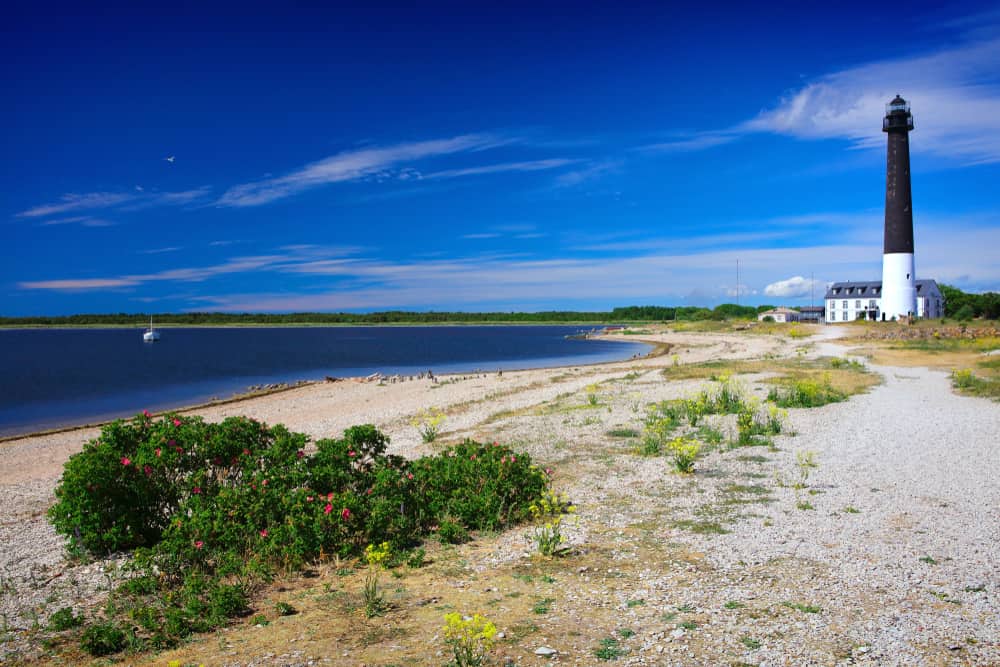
18, 214, 998, 303
741, 35, 1000, 164
17, 192, 136, 218
18, 188, 213, 220
764, 275, 824, 298
647, 31, 1000, 165
639, 133, 738, 153
423, 158, 577, 180
216, 134, 515, 207
37, 215, 115, 227
552, 160, 622, 187
18, 278, 140, 291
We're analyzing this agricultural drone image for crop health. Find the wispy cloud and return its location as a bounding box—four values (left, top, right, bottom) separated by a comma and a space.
37, 215, 116, 227
642, 28, 1000, 164
18, 278, 140, 291
216, 134, 515, 207
17, 192, 136, 218
553, 160, 622, 187
17, 187, 213, 220
422, 158, 577, 180
140, 246, 182, 254
639, 133, 739, 154
120, 187, 214, 211
16, 248, 360, 292
18, 213, 997, 301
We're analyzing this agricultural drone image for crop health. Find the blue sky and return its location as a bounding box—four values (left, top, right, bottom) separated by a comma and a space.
4, 2, 1000, 316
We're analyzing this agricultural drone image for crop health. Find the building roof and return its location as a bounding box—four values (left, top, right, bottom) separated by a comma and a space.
799, 306, 825, 313
824, 279, 941, 299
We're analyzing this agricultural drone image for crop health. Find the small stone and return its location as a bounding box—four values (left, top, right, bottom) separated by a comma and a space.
671, 628, 686, 640
535, 646, 558, 656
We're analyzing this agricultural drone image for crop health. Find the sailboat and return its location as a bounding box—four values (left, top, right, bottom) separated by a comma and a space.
143, 316, 161, 342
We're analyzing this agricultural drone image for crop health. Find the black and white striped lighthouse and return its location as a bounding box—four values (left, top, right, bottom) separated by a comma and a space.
881, 95, 917, 320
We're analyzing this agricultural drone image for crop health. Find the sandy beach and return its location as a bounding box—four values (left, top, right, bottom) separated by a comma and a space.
1, 327, 997, 666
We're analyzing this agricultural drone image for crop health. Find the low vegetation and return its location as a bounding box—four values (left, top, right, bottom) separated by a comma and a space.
951, 368, 1000, 400
46, 414, 547, 657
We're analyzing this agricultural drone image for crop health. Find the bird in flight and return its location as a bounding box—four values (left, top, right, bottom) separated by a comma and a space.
165, 156, 175, 163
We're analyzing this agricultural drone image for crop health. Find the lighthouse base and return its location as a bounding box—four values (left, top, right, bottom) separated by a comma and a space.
881, 252, 917, 321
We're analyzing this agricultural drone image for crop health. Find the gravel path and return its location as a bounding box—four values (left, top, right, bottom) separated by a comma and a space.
2, 328, 997, 666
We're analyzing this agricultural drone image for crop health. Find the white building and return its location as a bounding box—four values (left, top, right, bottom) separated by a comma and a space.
757, 307, 801, 323
824, 280, 944, 323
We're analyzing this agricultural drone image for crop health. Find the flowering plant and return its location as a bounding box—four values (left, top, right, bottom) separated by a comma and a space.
443, 612, 497, 667
410, 407, 446, 442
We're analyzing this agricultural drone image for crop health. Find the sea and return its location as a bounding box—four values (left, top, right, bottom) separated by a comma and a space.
0, 326, 650, 437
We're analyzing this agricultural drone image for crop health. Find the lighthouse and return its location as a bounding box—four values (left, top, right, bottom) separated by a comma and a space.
881, 95, 917, 320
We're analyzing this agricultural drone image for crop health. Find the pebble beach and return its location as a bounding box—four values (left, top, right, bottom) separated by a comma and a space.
1, 327, 997, 666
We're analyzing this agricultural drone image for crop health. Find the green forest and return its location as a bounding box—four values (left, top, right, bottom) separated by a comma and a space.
2, 286, 995, 326
0, 304, 772, 327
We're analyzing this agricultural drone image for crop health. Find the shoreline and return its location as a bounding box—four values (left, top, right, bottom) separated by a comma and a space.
3, 327, 997, 665
0, 334, 664, 444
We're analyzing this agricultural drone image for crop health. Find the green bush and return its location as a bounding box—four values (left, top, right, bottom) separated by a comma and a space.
767, 377, 846, 408
47, 607, 82, 631
410, 440, 547, 531
80, 621, 127, 656
48, 415, 547, 657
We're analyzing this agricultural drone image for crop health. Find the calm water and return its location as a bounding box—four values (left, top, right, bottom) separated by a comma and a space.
0, 326, 649, 437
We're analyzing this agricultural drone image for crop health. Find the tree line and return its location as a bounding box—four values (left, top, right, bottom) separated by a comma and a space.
0, 304, 777, 327
939, 285, 1000, 320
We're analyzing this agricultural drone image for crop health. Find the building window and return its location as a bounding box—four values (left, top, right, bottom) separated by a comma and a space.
842, 311, 848, 321
855, 300, 861, 309
869, 300, 877, 308
842, 300, 848, 309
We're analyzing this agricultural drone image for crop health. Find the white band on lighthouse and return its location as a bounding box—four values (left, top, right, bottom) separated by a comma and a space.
881, 252, 916, 320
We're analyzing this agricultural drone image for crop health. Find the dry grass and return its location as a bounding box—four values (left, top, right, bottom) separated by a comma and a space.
18, 347, 909, 666
660, 357, 880, 399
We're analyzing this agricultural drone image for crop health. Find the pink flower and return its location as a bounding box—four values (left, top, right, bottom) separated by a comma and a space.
175, 446, 183, 454
341, 508, 351, 521
500, 456, 507, 463
366, 488, 373, 495
406, 472, 414, 480
470, 454, 476, 460
172, 418, 181, 427
142, 410, 151, 418
213, 457, 222, 465
155, 448, 162, 457
192, 487, 201, 495
143, 465, 152, 476
324, 503, 332, 515
545, 468, 553, 475
251, 484, 257, 490
306, 496, 314, 502
243, 448, 250, 456
260, 529, 268, 538
297, 450, 305, 459
121, 457, 131, 466
348, 450, 356, 458
262, 479, 268, 486
510, 455, 516, 462
194, 540, 203, 549
168, 439, 176, 446
493, 441, 499, 447
327, 492, 334, 501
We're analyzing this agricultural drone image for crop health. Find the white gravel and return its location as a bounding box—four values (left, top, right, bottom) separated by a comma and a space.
2, 327, 997, 666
